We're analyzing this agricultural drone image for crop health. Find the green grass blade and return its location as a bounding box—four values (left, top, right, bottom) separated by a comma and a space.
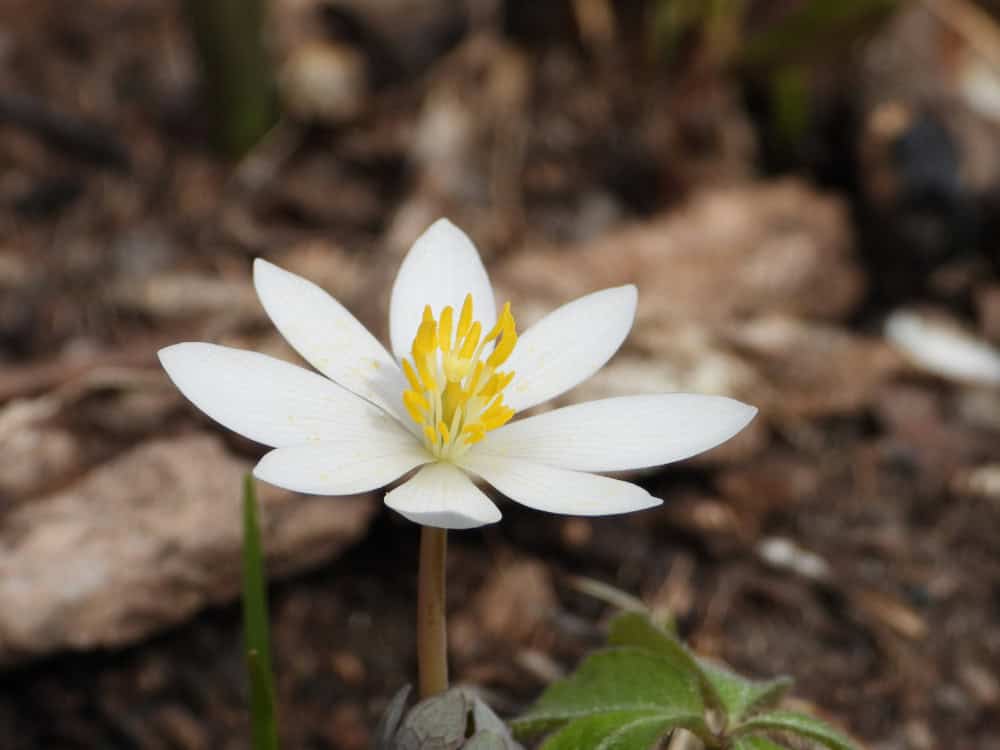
242, 474, 280, 750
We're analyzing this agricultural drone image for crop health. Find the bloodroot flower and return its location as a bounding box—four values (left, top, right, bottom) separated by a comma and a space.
159, 220, 756, 529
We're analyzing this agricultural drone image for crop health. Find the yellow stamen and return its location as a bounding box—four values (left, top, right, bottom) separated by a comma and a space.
402, 359, 421, 391
438, 306, 453, 353
458, 321, 482, 360
403, 390, 429, 424
401, 294, 519, 459
457, 294, 473, 339
423, 424, 438, 447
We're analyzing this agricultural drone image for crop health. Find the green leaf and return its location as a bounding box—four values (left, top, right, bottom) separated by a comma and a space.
699, 661, 792, 723
732, 736, 791, 750
608, 611, 793, 729
607, 612, 701, 674
538, 710, 701, 750
242, 474, 280, 750
734, 710, 858, 750
609, 611, 734, 721
512, 647, 705, 740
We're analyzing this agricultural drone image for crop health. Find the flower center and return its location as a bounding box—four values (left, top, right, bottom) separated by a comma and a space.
402, 294, 517, 459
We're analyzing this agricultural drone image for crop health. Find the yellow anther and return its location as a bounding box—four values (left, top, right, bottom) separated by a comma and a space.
442, 381, 466, 424
457, 294, 473, 339
458, 321, 482, 359
438, 306, 454, 354
415, 355, 436, 392
480, 372, 514, 399
484, 302, 513, 343
480, 405, 514, 431
401, 294, 519, 458
402, 359, 421, 391
423, 424, 437, 447
478, 373, 503, 399
403, 391, 429, 424
413, 319, 437, 358
462, 423, 486, 444
487, 329, 517, 368
465, 362, 485, 394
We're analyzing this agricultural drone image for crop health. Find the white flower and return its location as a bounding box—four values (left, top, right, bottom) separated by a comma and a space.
159, 219, 757, 529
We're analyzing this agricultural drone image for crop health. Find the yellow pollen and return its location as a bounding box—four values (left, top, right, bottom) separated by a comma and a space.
401, 294, 518, 459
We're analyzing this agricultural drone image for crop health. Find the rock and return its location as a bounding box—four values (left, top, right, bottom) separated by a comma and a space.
108, 271, 259, 322
472, 559, 557, 644
280, 40, 368, 124
0, 426, 81, 500
495, 180, 863, 324
728, 315, 902, 418
0, 434, 375, 664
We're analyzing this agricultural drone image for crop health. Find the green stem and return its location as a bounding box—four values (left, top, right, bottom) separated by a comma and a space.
417, 526, 449, 698
182, 0, 278, 157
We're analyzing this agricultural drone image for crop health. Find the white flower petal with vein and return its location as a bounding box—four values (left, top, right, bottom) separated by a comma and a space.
385, 462, 501, 529
254, 259, 409, 421
460, 453, 661, 516
389, 218, 496, 361
473, 394, 757, 472
503, 285, 637, 412
159, 218, 757, 529
254, 439, 430, 495
158, 343, 394, 448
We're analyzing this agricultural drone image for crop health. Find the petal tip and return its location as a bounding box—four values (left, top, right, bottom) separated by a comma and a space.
733, 400, 759, 428
252, 256, 282, 284
420, 217, 478, 249
157, 341, 201, 369
428, 216, 458, 232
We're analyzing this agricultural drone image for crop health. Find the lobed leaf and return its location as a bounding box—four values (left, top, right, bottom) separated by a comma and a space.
732, 736, 791, 750
512, 647, 704, 739
538, 710, 705, 750
734, 710, 858, 750
607, 612, 701, 676
699, 661, 793, 724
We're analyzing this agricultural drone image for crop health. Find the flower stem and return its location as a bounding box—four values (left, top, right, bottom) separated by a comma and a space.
417, 526, 449, 698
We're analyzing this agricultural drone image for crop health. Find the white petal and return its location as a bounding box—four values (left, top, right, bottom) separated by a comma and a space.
159, 342, 403, 448
504, 285, 637, 412
460, 454, 661, 516
384, 461, 502, 529
388, 219, 496, 360
254, 259, 409, 421
473, 394, 757, 471
253, 437, 430, 495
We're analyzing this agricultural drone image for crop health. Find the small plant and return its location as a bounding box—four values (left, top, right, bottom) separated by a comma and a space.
241, 475, 280, 750
159, 218, 860, 749
513, 611, 858, 750
160, 217, 755, 706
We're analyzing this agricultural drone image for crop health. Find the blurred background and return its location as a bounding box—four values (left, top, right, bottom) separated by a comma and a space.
1, 0, 1000, 747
